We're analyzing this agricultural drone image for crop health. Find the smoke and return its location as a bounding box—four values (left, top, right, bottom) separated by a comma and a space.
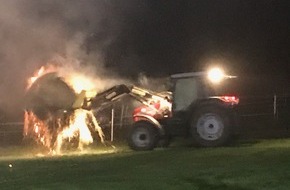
0, 0, 126, 117
137, 72, 169, 92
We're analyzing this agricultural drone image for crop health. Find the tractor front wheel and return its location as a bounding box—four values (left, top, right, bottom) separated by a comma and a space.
128, 121, 159, 151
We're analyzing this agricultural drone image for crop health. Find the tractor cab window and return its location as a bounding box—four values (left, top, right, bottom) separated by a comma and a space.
173, 78, 198, 111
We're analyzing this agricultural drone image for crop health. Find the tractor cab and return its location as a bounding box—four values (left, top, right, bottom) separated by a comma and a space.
129, 68, 240, 150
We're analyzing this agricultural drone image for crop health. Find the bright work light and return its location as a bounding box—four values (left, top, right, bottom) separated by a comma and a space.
207, 68, 224, 83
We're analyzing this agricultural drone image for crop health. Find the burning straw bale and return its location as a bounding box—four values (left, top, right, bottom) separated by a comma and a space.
25, 72, 76, 120
24, 72, 105, 154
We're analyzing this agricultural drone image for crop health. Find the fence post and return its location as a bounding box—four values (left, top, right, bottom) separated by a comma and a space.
274, 94, 277, 118
120, 105, 124, 128
111, 107, 114, 142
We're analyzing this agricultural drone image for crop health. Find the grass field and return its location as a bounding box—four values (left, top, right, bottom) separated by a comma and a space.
1, 139, 290, 190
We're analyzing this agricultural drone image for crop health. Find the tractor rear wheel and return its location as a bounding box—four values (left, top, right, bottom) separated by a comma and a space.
191, 106, 231, 147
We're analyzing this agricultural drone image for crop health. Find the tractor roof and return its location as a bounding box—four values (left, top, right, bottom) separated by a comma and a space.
170, 72, 206, 79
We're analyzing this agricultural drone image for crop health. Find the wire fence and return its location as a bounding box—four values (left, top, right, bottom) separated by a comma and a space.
0, 95, 289, 146
0, 122, 23, 146
0, 114, 134, 146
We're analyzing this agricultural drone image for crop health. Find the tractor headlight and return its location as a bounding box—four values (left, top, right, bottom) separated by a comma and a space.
207, 68, 225, 84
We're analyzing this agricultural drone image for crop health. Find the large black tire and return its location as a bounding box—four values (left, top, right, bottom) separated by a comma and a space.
191, 105, 231, 147
128, 121, 159, 151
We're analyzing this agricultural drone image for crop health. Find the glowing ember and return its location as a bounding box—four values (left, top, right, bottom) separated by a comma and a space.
24, 111, 54, 148
24, 64, 105, 154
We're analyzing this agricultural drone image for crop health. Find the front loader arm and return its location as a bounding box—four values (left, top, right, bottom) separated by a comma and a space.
74, 84, 169, 113
83, 84, 132, 110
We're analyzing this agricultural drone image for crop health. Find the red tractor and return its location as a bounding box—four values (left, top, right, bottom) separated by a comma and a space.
128, 68, 239, 150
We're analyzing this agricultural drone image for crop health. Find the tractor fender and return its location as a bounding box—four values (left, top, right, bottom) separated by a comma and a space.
187, 98, 232, 119
133, 113, 165, 135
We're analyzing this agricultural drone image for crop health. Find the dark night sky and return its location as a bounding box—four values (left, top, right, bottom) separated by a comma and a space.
100, 0, 290, 79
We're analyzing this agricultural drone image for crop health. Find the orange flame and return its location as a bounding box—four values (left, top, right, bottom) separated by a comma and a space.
27, 65, 58, 90
24, 109, 104, 154
24, 111, 53, 148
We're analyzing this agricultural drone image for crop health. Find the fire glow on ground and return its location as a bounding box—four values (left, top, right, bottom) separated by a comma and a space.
0, 144, 121, 161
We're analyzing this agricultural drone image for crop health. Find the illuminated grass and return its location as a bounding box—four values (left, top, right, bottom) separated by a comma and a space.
1, 139, 290, 189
